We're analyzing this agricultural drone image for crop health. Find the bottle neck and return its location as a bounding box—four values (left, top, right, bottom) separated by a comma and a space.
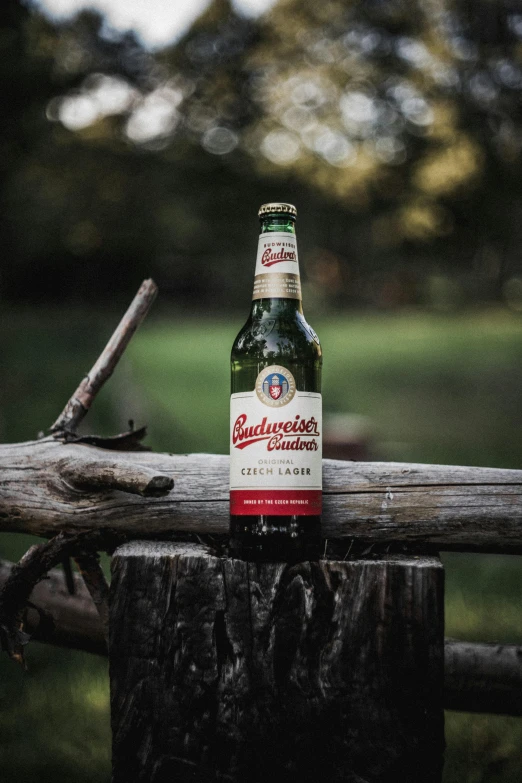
251, 297, 303, 318
251, 214, 302, 316
260, 216, 296, 234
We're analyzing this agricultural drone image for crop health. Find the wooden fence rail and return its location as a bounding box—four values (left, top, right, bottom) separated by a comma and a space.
2, 445, 522, 553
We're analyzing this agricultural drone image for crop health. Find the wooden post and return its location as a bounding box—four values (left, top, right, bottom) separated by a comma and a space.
110, 542, 444, 783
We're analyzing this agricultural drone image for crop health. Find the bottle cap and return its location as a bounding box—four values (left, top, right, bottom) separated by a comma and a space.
258, 202, 297, 218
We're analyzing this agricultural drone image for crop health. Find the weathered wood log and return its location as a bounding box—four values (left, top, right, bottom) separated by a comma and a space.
2, 443, 522, 553
109, 542, 444, 783
444, 640, 522, 715
0, 559, 106, 656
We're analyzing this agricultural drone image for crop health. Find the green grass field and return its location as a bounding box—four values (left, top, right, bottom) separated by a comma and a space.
1, 308, 522, 781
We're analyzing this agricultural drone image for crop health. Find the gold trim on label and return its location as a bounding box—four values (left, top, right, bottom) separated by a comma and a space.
252, 273, 302, 301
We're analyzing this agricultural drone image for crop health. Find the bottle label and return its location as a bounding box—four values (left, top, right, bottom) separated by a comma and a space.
230, 365, 322, 516
252, 232, 302, 300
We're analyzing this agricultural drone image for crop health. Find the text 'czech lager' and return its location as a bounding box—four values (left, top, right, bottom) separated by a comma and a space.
230, 203, 322, 561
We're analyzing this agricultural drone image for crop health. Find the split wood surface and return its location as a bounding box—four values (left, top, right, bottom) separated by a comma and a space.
2, 441, 522, 553
110, 543, 444, 783
1, 557, 518, 717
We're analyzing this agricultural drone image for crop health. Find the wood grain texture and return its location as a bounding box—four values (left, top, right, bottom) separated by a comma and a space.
2, 441, 522, 552
110, 542, 444, 783
60, 457, 174, 497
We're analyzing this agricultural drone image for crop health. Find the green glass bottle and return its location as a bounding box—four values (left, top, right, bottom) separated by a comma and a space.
229, 202, 322, 562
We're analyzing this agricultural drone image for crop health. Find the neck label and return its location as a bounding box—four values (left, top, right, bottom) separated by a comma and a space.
253, 232, 301, 300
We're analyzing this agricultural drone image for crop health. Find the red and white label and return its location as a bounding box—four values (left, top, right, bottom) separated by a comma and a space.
255, 232, 298, 275
230, 382, 322, 516
230, 489, 322, 515
252, 232, 301, 300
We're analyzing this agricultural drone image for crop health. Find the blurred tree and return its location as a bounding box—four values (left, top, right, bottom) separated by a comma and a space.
2, 0, 522, 309
241, 0, 522, 302
0, 1, 157, 302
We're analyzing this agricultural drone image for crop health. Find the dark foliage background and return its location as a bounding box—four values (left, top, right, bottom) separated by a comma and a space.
2, 0, 522, 311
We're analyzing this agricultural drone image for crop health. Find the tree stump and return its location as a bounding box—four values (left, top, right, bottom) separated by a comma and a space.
110, 542, 444, 783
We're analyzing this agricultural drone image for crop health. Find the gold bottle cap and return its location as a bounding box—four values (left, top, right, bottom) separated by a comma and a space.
258, 202, 297, 218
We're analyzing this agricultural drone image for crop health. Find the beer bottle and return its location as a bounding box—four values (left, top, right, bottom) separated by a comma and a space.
229, 202, 322, 561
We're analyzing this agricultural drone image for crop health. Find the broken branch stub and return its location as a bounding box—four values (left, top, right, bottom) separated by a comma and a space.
60, 455, 174, 497
50, 278, 158, 436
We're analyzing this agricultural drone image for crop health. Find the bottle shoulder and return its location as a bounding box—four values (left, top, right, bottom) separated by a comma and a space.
231, 311, 322, 363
